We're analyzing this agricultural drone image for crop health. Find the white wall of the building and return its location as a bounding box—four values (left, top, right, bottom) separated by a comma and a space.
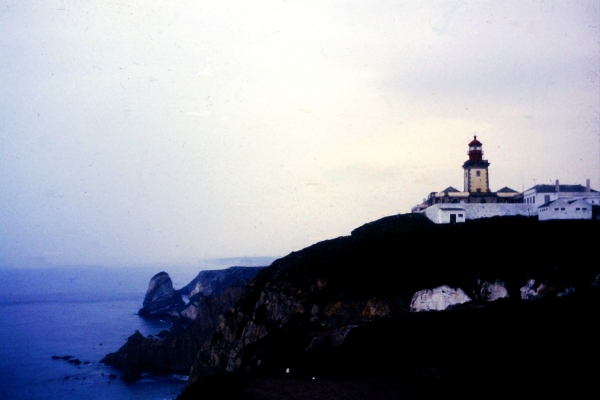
463, 204, 535, 219
424, 204, 534, 223
586, 198, 600, 206
424, 206, 466, 224
538, 199, 592, 221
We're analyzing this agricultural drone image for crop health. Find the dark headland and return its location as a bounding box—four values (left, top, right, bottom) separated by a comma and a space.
103, 214, 600, 399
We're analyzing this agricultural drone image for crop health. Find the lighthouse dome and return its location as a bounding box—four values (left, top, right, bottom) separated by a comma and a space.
469, 136, 482, 146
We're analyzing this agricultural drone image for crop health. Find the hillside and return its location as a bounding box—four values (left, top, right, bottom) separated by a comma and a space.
175, 214, 599, 399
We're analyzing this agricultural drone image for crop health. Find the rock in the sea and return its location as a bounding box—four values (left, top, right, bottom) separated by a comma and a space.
481, 280, 509, 302
138, 272, 185, 318
410, 285, 472, 312
52, 355, 73, 360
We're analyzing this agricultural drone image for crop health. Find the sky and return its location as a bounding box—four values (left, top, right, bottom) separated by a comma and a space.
1, 0, 599, 268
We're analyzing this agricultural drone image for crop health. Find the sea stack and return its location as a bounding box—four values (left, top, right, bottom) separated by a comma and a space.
138, 272, 184, 318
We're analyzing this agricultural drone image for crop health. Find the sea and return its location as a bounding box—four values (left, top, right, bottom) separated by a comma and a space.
0, 265, 204, 400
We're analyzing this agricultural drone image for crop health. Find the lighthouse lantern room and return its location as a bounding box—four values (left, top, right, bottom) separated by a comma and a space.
462, 136, 490, 193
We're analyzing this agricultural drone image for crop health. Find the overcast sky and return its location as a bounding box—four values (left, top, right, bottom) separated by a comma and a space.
1, 0, 599, 268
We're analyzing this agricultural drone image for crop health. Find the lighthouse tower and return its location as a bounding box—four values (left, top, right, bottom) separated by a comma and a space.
462, 136, 490, 193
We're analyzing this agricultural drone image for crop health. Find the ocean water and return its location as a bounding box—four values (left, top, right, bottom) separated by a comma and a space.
0, 266, 196, 400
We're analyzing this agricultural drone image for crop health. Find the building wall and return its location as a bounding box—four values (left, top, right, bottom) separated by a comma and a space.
588, 198, 600, 206
424, 206, 437, 222
439, 209, 466, 224
424, 206, 466, 224
522, 189, 600, 206
538, 199, 592, 221
463, 204, 535, 219
523, 192, 554, 205
424, 203, 535, 223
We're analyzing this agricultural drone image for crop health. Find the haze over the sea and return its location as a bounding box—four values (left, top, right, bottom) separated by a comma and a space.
1, 1, 598, 268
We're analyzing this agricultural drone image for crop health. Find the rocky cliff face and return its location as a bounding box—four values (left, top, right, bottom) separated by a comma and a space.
179, 267, 265, 299
102, 266, 264, 377
138, 272, 184, 319
410, 285, 472, 311
101, 292, 232, 380
481, 279, 509, 301
100, 327, 199, 379
182, 216, 600, 391
177, 267, 264, 323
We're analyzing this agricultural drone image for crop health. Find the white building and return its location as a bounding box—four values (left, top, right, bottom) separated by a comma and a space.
425, 206, 466, 224
522, 180, 600, 206
538, 199, 593, 221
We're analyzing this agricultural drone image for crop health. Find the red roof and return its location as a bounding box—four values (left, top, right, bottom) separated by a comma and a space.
469, 135, 482, 146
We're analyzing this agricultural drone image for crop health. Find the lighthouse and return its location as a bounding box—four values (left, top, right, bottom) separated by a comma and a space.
462, 136, 490, 193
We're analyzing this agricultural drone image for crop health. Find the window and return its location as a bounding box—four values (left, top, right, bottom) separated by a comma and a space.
576, 208, 580, 211
476, 188, 481, 192
583, 208, 588, 211
561, 208, 565, 210
533, 197, 535, 204
545, 195, 550, 203
458, 214, 463, 217
555, 208, 559, 211
476, 171, 481, 177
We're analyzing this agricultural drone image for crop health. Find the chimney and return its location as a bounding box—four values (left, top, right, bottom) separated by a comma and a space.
587, 179, 591, 192
555, 180, 560, 193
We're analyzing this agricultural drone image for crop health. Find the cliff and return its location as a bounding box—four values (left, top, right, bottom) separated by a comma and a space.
179, 267, 264, 322
178, 215, 600, 399
102, 266, 263, 377
137, 271, 184, 319
178, 266, 266, 299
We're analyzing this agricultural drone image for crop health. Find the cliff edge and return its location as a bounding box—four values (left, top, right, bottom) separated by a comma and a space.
179, 215, 600, 399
